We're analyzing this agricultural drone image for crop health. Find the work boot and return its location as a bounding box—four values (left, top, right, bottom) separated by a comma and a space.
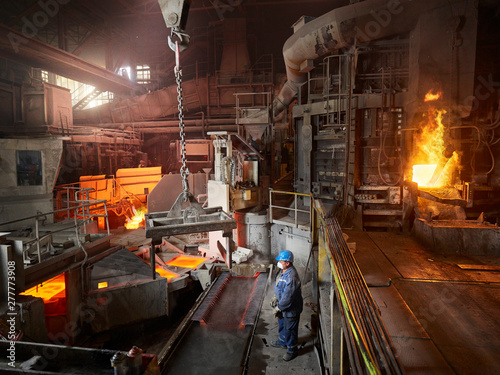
270, 340, 286, 349
283, 351, 298, 361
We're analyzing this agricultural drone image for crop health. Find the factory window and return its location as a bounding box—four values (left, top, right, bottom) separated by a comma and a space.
136, 64, 151, 84
17, 150, 42, 186
52, 74, 114, 109
41, 70, 49, 82
89, 91, 114, 108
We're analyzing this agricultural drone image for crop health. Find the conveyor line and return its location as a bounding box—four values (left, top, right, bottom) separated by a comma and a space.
159, 271, 269, 375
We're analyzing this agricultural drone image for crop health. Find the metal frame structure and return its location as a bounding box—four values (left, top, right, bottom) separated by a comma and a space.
145, 204, 236, 279
269, 189, 311, 231
0, 188, 109, 265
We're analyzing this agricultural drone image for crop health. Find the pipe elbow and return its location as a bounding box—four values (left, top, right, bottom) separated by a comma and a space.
273, 0, 448, 118
272, 80, 300, 119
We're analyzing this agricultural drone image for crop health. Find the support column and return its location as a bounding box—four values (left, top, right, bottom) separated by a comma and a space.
57, 11, 68, 51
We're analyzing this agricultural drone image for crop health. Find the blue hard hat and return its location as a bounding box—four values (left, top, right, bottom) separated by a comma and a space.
276, 250, 294, 262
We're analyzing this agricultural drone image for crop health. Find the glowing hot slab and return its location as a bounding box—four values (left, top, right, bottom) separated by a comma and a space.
21, 274, 66, 302
155, 266, 180, 280
165, 255, 208, 269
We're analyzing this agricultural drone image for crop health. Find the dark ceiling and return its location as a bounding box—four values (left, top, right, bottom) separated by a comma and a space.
0, 0, 349, 77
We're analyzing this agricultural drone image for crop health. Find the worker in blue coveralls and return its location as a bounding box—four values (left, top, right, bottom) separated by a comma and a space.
270, 250, 303, 361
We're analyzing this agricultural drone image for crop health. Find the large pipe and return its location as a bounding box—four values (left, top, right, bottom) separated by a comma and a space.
74, 118, 236, 129
137, 125, 238, 134
272, 0, 451, 117
71, 121, 237, 135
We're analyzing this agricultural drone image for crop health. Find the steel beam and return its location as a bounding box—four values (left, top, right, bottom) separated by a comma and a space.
145, 206, 237, 244
0, 25, 142, 94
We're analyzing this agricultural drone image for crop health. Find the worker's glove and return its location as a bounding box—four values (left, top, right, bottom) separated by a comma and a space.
270, 297, 278, 308
273, 307, 283, 319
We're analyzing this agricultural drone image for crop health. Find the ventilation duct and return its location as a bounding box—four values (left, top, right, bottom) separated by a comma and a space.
272, 0, 452, 117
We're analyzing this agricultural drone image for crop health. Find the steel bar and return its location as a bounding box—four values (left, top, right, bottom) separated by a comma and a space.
329, 221, 393, 372
0, 25, 141, 94
336, 224, 399, 372
323, 215, 405, 374
0, 199, 109, 227
145, 206, 236, 240
329, 222, 384, 369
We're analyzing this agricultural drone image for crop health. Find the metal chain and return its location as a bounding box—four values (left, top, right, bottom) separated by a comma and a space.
174, 41, 189, 193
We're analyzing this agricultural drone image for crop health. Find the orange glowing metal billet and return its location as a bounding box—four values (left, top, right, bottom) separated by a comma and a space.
165, 255, 208, 269
21, 274, 66, 302
155, 266, 180, 280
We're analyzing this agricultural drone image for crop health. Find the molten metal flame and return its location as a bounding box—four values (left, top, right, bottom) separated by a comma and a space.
125, 206, 147, 229
165, 255, 208, 269
21, 274, 66, 302
411, 105, 459, 187
98, 282, 108, 289
412, 164, 438, 186
424, 90, 442, 102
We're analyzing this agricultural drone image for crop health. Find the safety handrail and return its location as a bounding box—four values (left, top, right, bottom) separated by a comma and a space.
313, 199, 405, 374
0, 199, 107, 227
56, 176, 143, 210
0, 188, 110, 265
235, 92, 272, 125
268, 189, 311, 230
54, 186, 110, 230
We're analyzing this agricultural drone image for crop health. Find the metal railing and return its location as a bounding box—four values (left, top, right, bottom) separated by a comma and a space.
235, 92, 272, 125
57, 174, 143, 205
313, 199, 405, 374
55, 171, 160, 228
55, 186, 111, 229
268, 189, 311, 230
267, 187, 404, 372
0, 188, 110, 265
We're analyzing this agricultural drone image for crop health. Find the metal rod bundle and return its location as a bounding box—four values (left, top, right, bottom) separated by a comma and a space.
324, 216, 405, 374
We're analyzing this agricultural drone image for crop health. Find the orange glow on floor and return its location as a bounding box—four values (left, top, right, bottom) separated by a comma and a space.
165, 255, 208, 269
155, 266, 180, 280
21, 274, 66, 302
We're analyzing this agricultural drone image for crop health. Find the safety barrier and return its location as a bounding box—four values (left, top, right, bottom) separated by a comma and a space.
0, 187, 109, 265
268, 189, 311, 230
312, 199, 405, 374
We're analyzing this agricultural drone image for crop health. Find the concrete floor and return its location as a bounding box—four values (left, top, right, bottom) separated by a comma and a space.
349, 230, 500, 375
246, 277, 320, 374
106, 227, 322, 373
108, 227, 500, 374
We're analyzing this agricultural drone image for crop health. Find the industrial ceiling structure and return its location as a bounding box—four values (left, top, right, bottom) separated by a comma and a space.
0, 0, 500, 374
